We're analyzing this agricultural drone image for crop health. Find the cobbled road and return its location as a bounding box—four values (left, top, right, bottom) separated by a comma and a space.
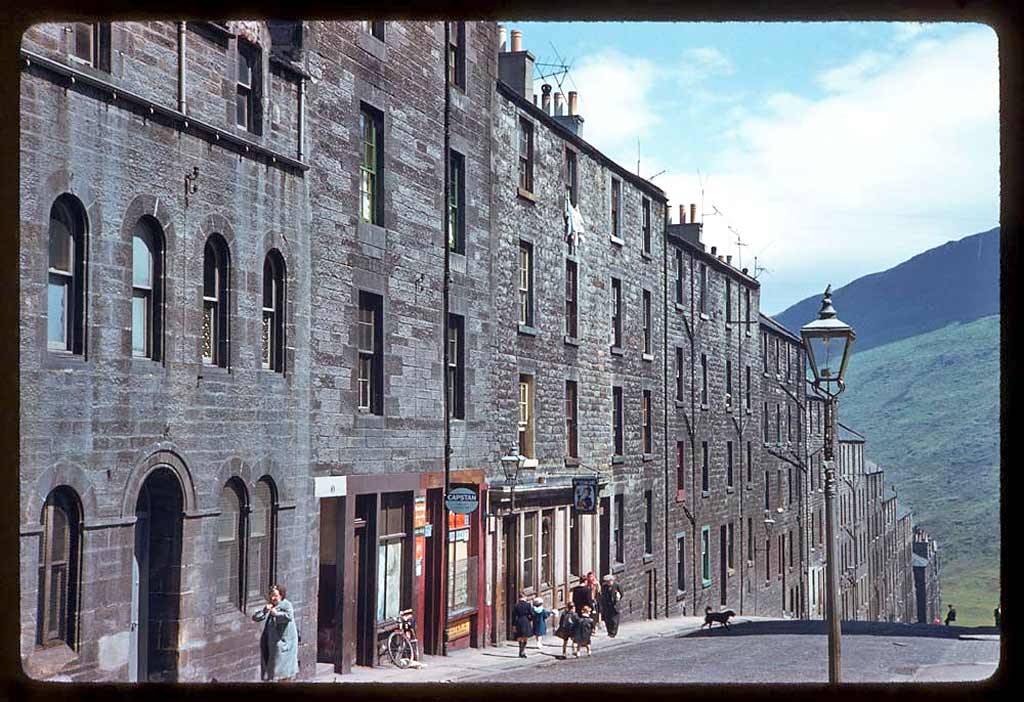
468, 620, 1001, 683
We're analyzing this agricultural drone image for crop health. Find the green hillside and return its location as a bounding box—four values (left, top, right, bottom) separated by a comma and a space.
838, 315, 1000, 627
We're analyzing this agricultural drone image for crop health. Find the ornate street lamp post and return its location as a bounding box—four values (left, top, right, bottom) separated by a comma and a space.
500, 447, 525, 512
801, 286, 856, 685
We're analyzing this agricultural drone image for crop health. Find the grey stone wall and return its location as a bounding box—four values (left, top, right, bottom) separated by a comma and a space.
19, 21, 313, 682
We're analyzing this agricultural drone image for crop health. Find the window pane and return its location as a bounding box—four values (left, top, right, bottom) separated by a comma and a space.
132, 233, 152, 288
49, 215, 72, 272
48, 279, 68, 347
74, 23, 93, 62
377, 540, 403, 620
132, 294, 148, 356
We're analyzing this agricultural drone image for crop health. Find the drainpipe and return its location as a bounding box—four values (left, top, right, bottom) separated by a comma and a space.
662, 202, 670, 618
297, 77, 305, 161
177, 22, 187, 113
441, 19, 452, 658
690, 253, 698, 609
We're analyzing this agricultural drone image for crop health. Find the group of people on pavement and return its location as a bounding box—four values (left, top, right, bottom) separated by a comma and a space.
511, 572, 624, 659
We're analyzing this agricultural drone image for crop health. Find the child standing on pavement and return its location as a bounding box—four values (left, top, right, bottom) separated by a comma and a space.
554, 602, 578, 657
573, 605, 595, 657
531, 597, 554, 649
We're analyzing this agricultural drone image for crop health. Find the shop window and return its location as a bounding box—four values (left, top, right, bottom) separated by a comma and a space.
447, 510, 473, 613
378, 493, 410, 621
522, 512, 536, 591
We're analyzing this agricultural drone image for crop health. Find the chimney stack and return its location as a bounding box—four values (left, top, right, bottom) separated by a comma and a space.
568, 91, 579, 116
679, 204, 686, 224
554, 92, 566, 116
498, 25, 507, 52
541, 83, 552, 114
690, 203, 697, 224
498, 28, 535, 102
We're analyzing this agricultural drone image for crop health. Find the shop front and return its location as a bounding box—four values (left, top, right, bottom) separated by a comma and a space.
487, 477, 603, 643
315, 470, 486, 675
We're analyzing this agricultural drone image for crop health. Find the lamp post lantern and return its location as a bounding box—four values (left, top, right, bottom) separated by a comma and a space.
801, 285, 855, 685
500, 447, 525, 512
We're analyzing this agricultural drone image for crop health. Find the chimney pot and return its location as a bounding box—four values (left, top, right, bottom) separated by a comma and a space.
690, 203, 697, 223
710, 246, 717, 256
554, 92, 565, 116
742, 267, 749, 275
727, 255, 733, 265
498, 25, 507, 52
541, 83, 552, 114
679, 204, 686, 224
568, 91, 579, 116
511, 30, 522, 52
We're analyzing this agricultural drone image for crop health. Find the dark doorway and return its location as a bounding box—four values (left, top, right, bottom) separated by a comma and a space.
720, 525, 728, 606
354, 495, 376, 666
423, 489, 444, 655
645, 570, 655, 619
502, 515, 518, 641
131, 469, 183, 683
599, 497, 610, 579
317, 496, 343, 665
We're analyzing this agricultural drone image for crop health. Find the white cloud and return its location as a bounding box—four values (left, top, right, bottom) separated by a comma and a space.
661, 27, 999, 313
540, 49, 661, 156
817, 50, 889, 92
680, 46, 735, 84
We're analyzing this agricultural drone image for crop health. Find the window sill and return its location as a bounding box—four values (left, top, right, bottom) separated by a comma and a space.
357, 220, 388, 250
518, 324, 538, 337
675, 302, 686, 313
130, 357, 166, 374
564, 335, 579, 347
726, 486, 735, 494
700, 312, 710, 321
727, 568, 736, 577
610, 234, 625, 247
356, 30, 387, 60
610, 345, 624, 357
612, 564, 626, 575
643, 453, 654, 462
701, 580, 712, 589
43, 350, 88, 371
564, 457, 580, 468
516, 186, 537, 203
198, 364, 231, 379
354, 412, 386, 429
641, 251, 653, 262
642, 553, 654, 564
642, 352, 654, 362
746, 331, 752, 337
676, 490, 686, 503
726, 324, 733, 332
725, 405, 733, 413
611, 455, 625, 465
699, 403, 709, 411
701, 490, 710, 498
676, 591, 687, 602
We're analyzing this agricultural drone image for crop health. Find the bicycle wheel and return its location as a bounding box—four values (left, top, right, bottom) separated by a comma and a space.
387, 631, 413, 668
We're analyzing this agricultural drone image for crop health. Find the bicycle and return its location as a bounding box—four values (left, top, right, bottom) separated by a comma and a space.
384, 608, 420, 668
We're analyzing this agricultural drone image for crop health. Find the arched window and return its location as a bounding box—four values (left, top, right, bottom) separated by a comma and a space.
37, 487, 81, 649
262, 251, 285, 372
202, 235, 230, 367
247, 477, 276, 602
131, 217, 164, 360
216, 480, 246, 610
47, 195, 87, 354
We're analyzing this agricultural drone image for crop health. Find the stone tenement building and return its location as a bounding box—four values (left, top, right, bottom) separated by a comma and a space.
18, 19, 928, 682
912, 527, 942, 624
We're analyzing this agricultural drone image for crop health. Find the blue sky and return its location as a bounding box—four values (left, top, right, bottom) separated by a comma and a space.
510, 22, 999, 314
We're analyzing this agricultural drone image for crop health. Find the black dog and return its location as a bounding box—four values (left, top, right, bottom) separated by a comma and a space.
702, 606, 736, 630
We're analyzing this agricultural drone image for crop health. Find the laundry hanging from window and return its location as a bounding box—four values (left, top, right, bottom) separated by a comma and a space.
563, 190, 585, 250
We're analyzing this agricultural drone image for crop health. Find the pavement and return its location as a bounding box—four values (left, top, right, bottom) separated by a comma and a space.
312, 616, 1001, 684
313, 613, 776, 683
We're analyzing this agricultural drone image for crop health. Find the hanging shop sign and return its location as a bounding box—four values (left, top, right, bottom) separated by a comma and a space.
572, 477, 599, 514
445, 486, 479, 514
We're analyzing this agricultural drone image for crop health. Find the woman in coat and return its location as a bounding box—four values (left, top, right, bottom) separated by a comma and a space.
531, 597, 554, 649
512, 592, 535, 658
253, 584, 299, 681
